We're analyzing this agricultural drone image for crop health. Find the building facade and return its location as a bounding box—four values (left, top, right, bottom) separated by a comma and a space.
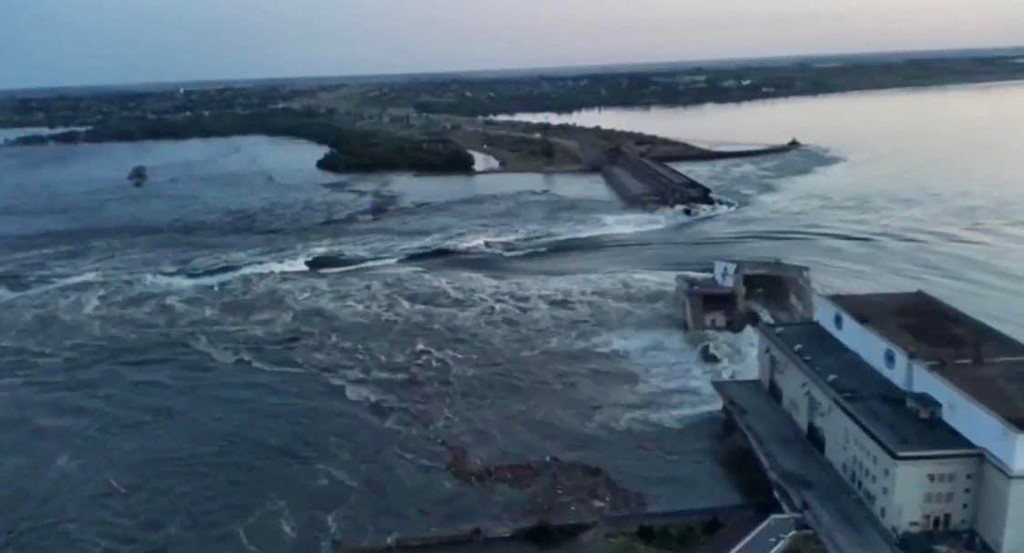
759, 322, 980, 537
754, 291, 1024, 552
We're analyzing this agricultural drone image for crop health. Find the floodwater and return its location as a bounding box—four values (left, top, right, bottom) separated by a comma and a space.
2, 81, 1023, 551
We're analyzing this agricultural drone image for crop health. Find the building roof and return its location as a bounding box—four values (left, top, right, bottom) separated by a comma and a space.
829, 292, 1024, 364
829, 292, 1024, 431
764, 322, 977, 457
930, 360, 1024, 431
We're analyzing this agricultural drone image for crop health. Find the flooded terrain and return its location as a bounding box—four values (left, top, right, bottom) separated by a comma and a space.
2, 81, 1024, 551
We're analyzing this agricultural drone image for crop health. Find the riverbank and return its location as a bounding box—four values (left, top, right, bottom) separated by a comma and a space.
303, 51, 1024, 118
441, 117, 799, 173
4, 110, 476, 174
1, 108, 798, 175
4, 79, 1023, 552
8, 50, 1019, 175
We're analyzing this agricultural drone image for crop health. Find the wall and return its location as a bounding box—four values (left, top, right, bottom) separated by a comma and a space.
977, 459, 1024, 553
682, 293, 702, 330
759, 330, 980, 536
813, 295, 912, 390
815, 294, 1024, 474
714, 260, 738, 287
759, 333, 899, 531
914, 366, 1023, 474
891, 458, 980, 534
828, 405, 900, 532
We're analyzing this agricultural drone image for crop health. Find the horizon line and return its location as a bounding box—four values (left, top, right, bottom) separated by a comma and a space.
3, 43, 1024, 94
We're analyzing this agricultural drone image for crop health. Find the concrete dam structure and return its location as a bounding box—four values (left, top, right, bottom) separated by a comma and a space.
600, 149, 715, 209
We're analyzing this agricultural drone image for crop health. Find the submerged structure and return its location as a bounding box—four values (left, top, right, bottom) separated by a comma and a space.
128, 165, 148, 187
600, 148, 715, 209
675, 260, 814, 331
710, 261, 1024, 553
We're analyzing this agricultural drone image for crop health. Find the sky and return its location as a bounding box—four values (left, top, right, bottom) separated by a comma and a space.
3, 0, 1024, 89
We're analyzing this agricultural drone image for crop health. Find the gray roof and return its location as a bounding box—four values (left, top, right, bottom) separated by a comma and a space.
763, 323, 977, 457
829, 292, 1024, 364
931, 359, 1024, 431
829, 292, 1024, 432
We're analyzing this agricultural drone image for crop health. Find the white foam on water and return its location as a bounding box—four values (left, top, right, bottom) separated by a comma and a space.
0, 271, 103, 304
676, 270, 714, 280
588, 326, 759, 430
443, 232, 554, 257
236, 528, 258, 553
318, 257, 400, 274
315, 464, 359, 488
545, 202, 736, 243
468, 149, 502, 172
189, 335, 305, 374
143, 256, 310, 288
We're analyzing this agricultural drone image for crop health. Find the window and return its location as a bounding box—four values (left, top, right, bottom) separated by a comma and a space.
938, 474, 946, 483
880, 507, 886, 519
945, 492, 954, 502
965, 488, 971, 494
963, 503, 969, 510
949, 474, 956, 482
884, 468, 889, 477
925, 492, 933, 503
928, 473, 936, 483
884, 348, 896, 370
966, 473, 973, 480
882, 487, 888, 495
834, 312, 844, 331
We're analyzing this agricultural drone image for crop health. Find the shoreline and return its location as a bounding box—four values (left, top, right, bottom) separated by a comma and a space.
5, 73, 1022, 176
497, 76, 1024, 120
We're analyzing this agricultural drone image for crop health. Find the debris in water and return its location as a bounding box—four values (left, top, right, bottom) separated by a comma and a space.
444, 441, 647, 519
128, 165, 148, 187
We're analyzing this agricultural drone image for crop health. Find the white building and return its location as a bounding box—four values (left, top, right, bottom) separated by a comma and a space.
756, 291, 1024, 552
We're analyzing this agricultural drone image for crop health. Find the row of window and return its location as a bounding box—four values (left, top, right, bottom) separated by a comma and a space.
845, 431, 881, 466
928, 472, 970, 483
847, 457, 879, 484
925, 491, 956, 504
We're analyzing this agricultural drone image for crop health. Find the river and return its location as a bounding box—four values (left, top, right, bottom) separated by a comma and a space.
1, 81, 1023, 551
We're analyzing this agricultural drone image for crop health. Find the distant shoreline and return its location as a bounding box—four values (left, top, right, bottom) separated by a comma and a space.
493, 77, 1024, 118
5, 54, 1024, 175
3, 44, 1022, 96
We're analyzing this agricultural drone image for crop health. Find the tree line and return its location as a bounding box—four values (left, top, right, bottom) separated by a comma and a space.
10, 110, 475, 173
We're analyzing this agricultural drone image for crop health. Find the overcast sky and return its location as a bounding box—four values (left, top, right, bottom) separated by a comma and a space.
3, 0, 1023, 89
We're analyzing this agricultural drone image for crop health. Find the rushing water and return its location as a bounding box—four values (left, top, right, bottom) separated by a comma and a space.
506, 81, 1024, 336
2, 81, 1024, 551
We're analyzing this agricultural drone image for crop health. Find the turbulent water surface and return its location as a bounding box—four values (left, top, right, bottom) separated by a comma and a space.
3, 82, 1024, 551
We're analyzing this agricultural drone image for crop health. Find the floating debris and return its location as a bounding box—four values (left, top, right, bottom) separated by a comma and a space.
128, 165, 148, 187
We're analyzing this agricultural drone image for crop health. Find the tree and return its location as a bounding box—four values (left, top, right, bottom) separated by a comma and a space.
540, 138, 555, 160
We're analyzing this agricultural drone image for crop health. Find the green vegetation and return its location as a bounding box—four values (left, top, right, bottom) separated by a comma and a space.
10, 110, 474, 173
6, 52, 1023, 173
332, 55, 1024, 117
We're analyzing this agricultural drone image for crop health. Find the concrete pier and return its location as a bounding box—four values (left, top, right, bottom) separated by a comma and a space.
600, 149, 714, 209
